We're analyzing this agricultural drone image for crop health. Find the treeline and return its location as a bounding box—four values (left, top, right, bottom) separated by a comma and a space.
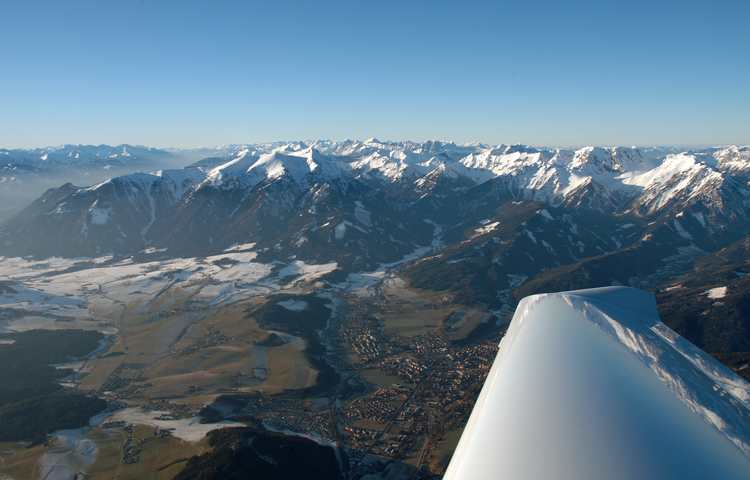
0, 394, 106, 443
655, 234, 750, 360
0, 329, 104, 406
0, 329, 107, 443
174, 426, 340, 480
249, 294, 331, 338
246, 295, 340, 395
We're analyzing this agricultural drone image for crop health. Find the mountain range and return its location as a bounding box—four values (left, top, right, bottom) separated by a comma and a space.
2, 140, 750, 333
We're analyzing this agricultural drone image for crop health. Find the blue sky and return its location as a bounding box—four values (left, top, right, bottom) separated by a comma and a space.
1, 0, 748, 148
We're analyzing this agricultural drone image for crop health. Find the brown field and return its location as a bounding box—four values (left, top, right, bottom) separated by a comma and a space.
252, 343, 317, 394
78, 353, 129, 391
125, 312, 202, 359
144, 285, 199, 317
445, 308, 485, 341
143, 342, 308, 398
382, 277, 424, 301
428, 429, 463, 473
382, 276, 449, 304
0, 442, 45, 480
378, 314, 426, 337
375, 307, 451, 337
105, 426, 209, 480
360, 369, 403, 391
403, 434, 427, 468
354, 418, 387, 430
286, 350, 318, 389
345, 351, 361, 364
83, 429, 126, 480
374, 276, 454, 338
81, 295, 318, 398
169, 394, 221, 406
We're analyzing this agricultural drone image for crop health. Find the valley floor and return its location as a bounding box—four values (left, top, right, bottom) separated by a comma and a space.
0, 248, 507, 480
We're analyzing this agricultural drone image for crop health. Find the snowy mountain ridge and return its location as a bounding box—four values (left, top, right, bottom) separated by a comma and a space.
179, 141, 750, 211
2, 140, 750, 285
5, 141, 749, 221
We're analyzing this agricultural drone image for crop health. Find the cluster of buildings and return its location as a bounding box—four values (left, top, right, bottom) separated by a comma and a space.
392, 331, 448, 353
172, 329, 228, 357
317, 291, 504, 478
381, 355, 429, 382
336, 315, 391, 361
119, 424, 175, 465
329, 299, 450, 367
138, 400, 204, 419
234, 396, 337, 444
121, 425, 142, 464
341, 397, 397, 424
101, 420, 127, 429
199, 323, 498, 470
100, 362, 152, 398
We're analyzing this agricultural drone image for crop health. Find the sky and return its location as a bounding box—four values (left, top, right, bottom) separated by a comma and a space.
1, 0, 748, 149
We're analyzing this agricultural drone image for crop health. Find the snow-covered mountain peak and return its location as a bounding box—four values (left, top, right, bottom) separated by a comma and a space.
271, 141, 309, 155
253, 152, 302, 181
494, 144, 541, 156
293, 147, 345, 181
715, 145, 750, 162
714, 146, 750, 181
202, 148, 344, 191
86, 168, 206, 195
204, 149, 262, 185
566, 146, 656, 179
618, 153, 699, 190
569, 147, 621, 172
460, 149, 549, 174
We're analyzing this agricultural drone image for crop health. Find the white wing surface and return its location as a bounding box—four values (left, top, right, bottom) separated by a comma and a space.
444, 286, 750, 480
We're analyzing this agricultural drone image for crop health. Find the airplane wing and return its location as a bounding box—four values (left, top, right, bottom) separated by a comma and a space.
444, 287, 750, 480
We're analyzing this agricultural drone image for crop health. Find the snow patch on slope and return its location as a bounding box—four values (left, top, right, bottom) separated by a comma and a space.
705, 287, 727, 299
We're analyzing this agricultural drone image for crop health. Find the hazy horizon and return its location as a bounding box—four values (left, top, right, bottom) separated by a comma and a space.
2, 139, 747, 152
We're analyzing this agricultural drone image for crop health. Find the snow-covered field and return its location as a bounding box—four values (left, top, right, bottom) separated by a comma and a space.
39, 428, 98, 480
275, 260, 337, 285
101, 408, 245, 442
0, 253, 345, 332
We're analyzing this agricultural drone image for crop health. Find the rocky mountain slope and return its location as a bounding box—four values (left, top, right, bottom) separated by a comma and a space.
1, 140, 749, 295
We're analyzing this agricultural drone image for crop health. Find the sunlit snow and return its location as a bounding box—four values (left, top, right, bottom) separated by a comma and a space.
278, 299, 308, 311
705, 286, 728, 299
